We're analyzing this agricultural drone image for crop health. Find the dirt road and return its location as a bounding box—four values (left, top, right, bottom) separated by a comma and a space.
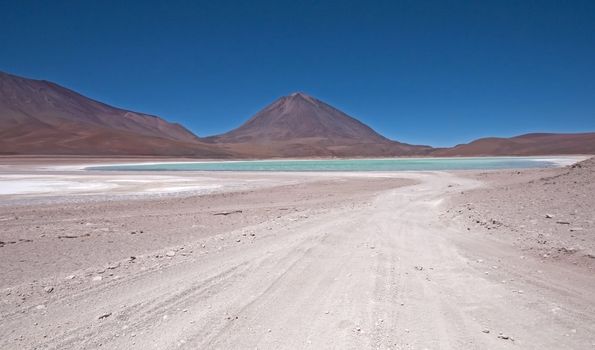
1, 171, 594, 349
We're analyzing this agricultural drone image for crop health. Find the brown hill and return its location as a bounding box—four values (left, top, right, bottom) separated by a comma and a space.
0, 71, 230, 157
2, 70, 593, 158
205, 92, 432, 157
433, 133, 595, 156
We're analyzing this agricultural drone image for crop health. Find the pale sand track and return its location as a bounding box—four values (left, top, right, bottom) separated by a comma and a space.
2, 170, 594, 349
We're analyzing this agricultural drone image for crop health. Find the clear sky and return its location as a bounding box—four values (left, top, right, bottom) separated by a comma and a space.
1, 0, 594, 147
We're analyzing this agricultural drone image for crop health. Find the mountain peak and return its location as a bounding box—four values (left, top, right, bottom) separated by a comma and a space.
286, 91, 317, 103
288, 91, 310, 98
209, 92, 390, 143
206, 92, 431, 157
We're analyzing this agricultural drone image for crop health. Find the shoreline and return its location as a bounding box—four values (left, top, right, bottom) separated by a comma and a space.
80, 155, 589, 171
0, 156, 586, 204
0, 154, 589, 171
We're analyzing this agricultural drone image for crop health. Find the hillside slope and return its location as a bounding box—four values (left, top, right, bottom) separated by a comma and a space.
0, 71, 229, 157
433, 133, 595, 156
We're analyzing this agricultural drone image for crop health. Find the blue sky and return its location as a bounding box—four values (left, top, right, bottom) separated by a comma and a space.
1, 0, 594, 146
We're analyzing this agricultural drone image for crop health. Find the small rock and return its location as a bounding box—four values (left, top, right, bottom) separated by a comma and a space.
569, 227, 584, 232
166, 251, 176, 257
107, 262, 120, 270
482, 329, 490, 333
65, 275, 75, 280
545, 214, 554, 219
498, 333, 510, 340
414, 266, 424, 271
98, 312, 112, 320
355, 326, 361, 332
43, 286, 54, 293
556, 221, 570, 225
236, 239, 241, 243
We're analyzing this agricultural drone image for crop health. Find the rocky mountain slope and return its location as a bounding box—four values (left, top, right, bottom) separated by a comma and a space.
0, 71, 229, 157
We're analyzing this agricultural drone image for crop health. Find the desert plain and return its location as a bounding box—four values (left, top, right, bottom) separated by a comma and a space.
0, 156, 594, 350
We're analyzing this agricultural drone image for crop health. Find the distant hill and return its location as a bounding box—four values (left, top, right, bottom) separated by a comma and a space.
1, 71, 593, 158
204, 92, 432, 157
0, 71, 230, 157
432, 133, 595, 156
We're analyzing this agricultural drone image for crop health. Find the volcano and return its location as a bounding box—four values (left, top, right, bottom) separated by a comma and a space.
205, 92, 432, 157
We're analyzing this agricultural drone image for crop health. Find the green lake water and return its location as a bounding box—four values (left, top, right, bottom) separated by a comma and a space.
87, 157, 566, 172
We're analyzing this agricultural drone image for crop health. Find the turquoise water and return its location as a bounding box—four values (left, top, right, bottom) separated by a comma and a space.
87, 157, 562, 172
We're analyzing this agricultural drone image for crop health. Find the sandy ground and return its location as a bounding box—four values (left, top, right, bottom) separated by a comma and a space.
448, 157, 595, 269
0, 157, 594, 349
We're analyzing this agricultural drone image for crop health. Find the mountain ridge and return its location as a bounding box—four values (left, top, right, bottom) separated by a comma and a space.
0, 70, 231, 157
1, 71, 594, 157
433, 132, 595, 156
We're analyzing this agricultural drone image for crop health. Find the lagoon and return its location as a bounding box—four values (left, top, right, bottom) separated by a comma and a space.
87, 157, 571, 172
